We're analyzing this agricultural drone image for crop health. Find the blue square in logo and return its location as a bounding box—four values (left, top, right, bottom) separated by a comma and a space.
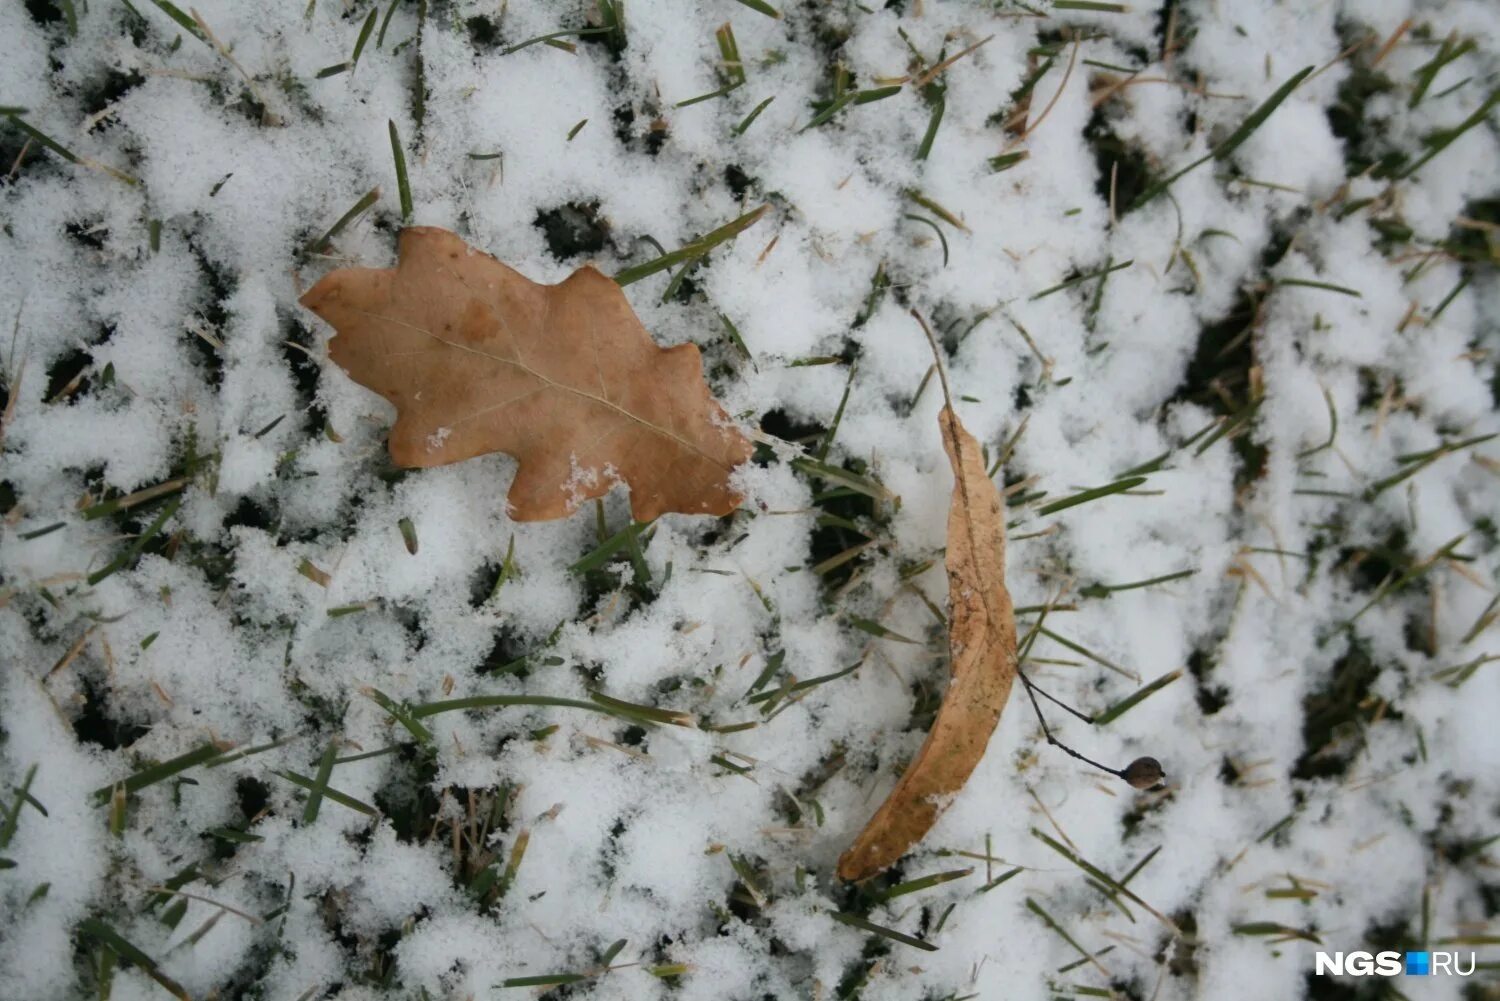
1405, 952, 1430, 976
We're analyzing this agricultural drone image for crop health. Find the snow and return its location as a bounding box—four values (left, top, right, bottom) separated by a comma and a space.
2, 1, 1499, 999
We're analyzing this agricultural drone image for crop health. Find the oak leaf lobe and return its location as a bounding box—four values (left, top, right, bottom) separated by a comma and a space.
300, 227, 751, 522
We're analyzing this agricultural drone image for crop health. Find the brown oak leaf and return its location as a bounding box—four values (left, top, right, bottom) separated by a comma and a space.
300, 227, 752, 522
837, 322, 1018, 882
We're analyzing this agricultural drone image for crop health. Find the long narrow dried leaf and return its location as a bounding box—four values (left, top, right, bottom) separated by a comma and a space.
838, 402, 1017, 880
300, 228, 752, 521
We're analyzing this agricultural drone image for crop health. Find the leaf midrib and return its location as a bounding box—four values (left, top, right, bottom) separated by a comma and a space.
347, 303, 734, 472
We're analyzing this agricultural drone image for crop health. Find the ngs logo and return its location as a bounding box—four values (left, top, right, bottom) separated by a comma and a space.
1314, 951, 1476, 977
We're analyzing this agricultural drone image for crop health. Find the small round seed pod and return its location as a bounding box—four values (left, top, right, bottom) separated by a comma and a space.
1122, 756, 1166, 790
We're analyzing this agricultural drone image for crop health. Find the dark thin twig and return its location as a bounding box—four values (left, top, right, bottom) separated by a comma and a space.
1018, 670, 1125, 779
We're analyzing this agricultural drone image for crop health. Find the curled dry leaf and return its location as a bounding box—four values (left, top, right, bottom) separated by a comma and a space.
837, 402, 1018, 881
300, 227, 752, 522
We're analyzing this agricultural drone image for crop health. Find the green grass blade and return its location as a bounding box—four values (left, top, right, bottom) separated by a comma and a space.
1092, 669, 1183, 725
1132, 65, 1313, 210
276, 770, 378, 817
143, 0, 207, 42
830, 910, 938, 951
732, 0, 780, 18
77, 919, 189, 999
409, 694, 614, 720
92, 742, 224, 804
301, 741, 338, 824
734, 96, 775, 135
388, 119, 412, 222
303, 186, 380, 256
1035, 476, 1146, 516
350, 7, 378, 67
614, 205, 767, 286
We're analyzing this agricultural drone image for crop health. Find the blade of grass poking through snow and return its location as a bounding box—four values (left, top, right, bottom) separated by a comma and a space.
1297, 385, 1339, 459
734, 96, 775, 134
301, 741, 338, 824
917, 95, 944, 160
830, 911, 939, 951
1130, 65, 1314, 211
596, 0, 625, 50
375, 0, 399, 47
1433, 654, 1500, 688
501, 28, 612, 56
988, 150, 1029, 172
789, 458, 894, 501
363, 687, 434, 744
676, 80, 744, 108
748, 662, 861, 712
980, 866, 1024, 893
388, 120, 412, 222
1231, 921, 1323, 945
802, 86, 903, 131
1276, 277, 1362, 297
53, 0, 78, 34
275, 771, 378, 816
488, 534, 519, 600
144, 0, 207, 42
1091, 669, 1182, 725
1409, 35, 1475, 108
744, 650, 785, 698
1034, 476, 1146, 516
1031, 829, 1177, 930
4, 117, 139, 186
1390, 89, 1500, 180
350, 7, 378, 69
614, 205, 768, 286
501, 974, 588, 989
817, 365, 855, 460
1079, 568, 1197, 598
0, 765, 39, 851
87, 495, 184, 586
569, 520, 653, 574
78, 919, 189, 1000
732, 0, 780, 18
847, 616, 919, 644
719, 313, 755, 367
588, 691, 693, 727
1347, 534, 1469, 625
409, 694, 626, 721
1036, 626, 1134, 680
1117, 845, 1161, 888
903, 214, 950, 266
716, 23, 745, 85
870, 868, 973, 902
204, 735, 296, 768
303, 186, 380, 256
91, 742, 225, 804
906, 190, 968, 231
1025, 898, 1109, 978
81, 477, 191, 519
1363, 433, 1496, 498
1031, 259, 1133, 300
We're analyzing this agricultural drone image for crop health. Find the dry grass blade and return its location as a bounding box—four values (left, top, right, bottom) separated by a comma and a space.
837, 313, 1018, 881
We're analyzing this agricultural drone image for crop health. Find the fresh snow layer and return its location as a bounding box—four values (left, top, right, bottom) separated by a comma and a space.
1, 1, 1499, 1000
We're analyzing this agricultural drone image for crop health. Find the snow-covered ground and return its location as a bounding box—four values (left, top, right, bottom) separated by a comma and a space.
2, 1, 1498, 999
